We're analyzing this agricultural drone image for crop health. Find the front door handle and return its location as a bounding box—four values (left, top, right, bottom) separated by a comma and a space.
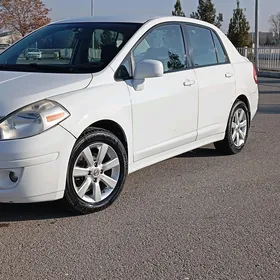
183, 80, 195, 87
225, 72, 234, 78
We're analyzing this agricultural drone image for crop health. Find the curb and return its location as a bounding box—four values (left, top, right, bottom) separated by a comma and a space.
258, 71, 280, 78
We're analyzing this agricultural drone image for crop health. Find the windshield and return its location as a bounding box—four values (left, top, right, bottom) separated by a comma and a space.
0, 22, 141, 73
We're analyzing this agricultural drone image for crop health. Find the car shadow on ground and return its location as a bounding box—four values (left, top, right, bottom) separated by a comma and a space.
0, 200, 75, 223
0, 147, 226, 223
177, 146, 226, 158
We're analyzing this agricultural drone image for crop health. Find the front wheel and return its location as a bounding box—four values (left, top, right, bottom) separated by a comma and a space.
64, 128, 128, 214
214, 100, 250, 155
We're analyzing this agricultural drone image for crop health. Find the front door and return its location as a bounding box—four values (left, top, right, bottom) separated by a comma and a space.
127, 24, 199, 161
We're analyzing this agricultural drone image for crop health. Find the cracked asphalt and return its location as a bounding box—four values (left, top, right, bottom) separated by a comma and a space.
0, 77, 280, 280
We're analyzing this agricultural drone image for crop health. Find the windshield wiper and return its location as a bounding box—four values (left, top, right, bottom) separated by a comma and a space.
0, 63, 71, 73
0, 62, 102, 73
26, 63, 70, 72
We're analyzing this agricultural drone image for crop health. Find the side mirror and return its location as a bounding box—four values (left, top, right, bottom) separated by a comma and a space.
134, 59, 164, 80
133, 59, 164, 91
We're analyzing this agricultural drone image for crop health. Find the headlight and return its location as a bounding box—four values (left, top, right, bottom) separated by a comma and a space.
0, 100, 70, 140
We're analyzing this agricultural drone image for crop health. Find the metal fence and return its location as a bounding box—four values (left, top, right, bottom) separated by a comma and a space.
237, 47, 280, 71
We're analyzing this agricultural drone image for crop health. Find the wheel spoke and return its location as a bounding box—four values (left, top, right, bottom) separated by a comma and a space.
234, 111, 239, 123
239, 109, 245, 122
232, 130, 237, 141
103, 158, 120, 172
73, 167, 90, 177
240, 120, 247, 128
83, 147, 94, 167
96, 144, 109, 165
100, 174, 117, 189
92, 182, 102, 202
77, 177, 92, 198
236, 131, 240, 146
239, 129, 245, 140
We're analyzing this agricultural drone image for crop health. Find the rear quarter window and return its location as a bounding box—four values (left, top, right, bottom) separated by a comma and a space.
212, 32, 229, 64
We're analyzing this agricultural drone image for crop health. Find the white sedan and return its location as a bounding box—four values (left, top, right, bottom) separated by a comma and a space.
0, 16, 259, 214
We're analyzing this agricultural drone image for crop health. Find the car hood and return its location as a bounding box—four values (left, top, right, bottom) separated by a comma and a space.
0, 71, 92, 117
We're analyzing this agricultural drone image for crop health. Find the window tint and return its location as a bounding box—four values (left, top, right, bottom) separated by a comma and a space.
212, 32, 229, 64
186, 25, 217, 67
133, 25, 186, 72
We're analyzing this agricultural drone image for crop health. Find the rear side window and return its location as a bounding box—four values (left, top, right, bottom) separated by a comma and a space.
212, 32, 229, 64
185, 25, 217, 67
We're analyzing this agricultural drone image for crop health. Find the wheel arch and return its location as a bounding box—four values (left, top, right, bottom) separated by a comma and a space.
236, 94, 251, 123
80, 119, 129, 156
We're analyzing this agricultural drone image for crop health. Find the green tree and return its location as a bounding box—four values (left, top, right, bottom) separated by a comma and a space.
190, 0, 223, 28
172, 0, 185, 17
227, 0, 250, 47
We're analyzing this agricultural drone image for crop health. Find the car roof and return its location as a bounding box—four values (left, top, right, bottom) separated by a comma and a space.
53, 15, 162, 24
50, 15, 221, 32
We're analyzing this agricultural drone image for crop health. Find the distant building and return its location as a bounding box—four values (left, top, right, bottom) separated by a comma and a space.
249, 32, 279, 46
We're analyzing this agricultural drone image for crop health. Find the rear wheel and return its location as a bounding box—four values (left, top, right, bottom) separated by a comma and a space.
214, 100, 250, 155
64, 128, 128, 214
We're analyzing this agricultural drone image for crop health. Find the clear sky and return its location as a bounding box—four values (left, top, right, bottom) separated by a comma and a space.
43, 0, 279, 32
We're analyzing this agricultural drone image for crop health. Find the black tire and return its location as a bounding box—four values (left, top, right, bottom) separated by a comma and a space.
214, 100, 250, 155
64, 128, 128, 215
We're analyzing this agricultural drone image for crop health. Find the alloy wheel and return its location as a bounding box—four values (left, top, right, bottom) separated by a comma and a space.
231, 108, 248, 147
72, 142, 120, 204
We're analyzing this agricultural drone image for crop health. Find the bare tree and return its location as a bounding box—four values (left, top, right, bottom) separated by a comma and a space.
0, 0, 51, 37
269, 12, 280, 40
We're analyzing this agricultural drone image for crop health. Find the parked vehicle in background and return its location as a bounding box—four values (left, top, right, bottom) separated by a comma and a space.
24, 48, 42, 60
0, 16, 259, 214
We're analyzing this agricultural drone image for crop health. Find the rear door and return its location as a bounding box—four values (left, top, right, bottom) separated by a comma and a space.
184, 24, 236, 140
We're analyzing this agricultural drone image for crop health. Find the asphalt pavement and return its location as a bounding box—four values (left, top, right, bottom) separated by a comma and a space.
0, 77, 280, 280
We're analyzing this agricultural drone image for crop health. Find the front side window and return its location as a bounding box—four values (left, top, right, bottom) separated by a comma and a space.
0, 22, 141, 73
186, 25, 218, 67
133, 24, 187, 73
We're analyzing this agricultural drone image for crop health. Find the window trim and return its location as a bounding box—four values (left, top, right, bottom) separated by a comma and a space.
114, 53, 133, 81
211, 30, 230, 65
182, 22, 231, 69
114, 21, 193, 81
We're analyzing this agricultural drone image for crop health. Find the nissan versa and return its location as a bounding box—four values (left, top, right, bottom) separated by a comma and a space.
0, 16, 259, 214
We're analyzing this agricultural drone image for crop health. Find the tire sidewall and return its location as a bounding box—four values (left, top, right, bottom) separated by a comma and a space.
65, 129, 128, 213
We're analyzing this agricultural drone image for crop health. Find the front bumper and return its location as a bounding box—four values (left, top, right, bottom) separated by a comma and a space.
0, 125, 76, 203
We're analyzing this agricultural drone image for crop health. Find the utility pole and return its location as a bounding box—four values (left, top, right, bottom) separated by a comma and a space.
254, 0, 259, 70
91, 0, 94, 16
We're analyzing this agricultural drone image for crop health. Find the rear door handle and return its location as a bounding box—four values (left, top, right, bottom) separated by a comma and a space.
183, 80, 195, 86
225, 72, 234, 78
